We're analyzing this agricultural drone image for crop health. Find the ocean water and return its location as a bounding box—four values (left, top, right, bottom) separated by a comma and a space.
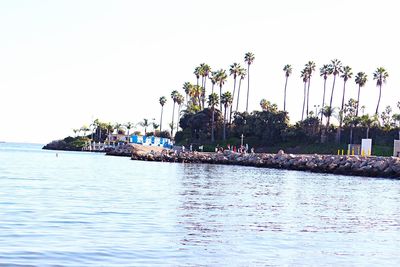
0, 142, 400, 266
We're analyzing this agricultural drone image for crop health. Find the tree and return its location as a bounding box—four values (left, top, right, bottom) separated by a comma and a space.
380, 105, 393, 130
229, 62, 241, 123
176, 93, 185, 132
260, 99, 278, 112
194, 66, 201, 87
182, 82, 192, 105
221, 91, 233, 140
210, 71, 217, 94
208, 93, 219, 142
244, 52, 255, 113
343, 98, 359, 144
215, 69, 227, 110
159, 96, 167, 132
319, 64, 332, 124
170, 90, 179, 137
300, 68, 309, 121
337, 65, 353, 143
327, 59, 343, 127
236, 67, 247, 112
305, 61, 316, 116
282, 64, 292, 111
139, 119, 150, 135
125, 122, 134, 136
360, 114, 379, 139
73, 128, 79, 137
354, 72, 368, 117
373, 67, 389, 115
200, 64, 211, 109
393, 103, 400, 140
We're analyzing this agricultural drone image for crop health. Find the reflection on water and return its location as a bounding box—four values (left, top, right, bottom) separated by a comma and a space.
1, 143, 400, 266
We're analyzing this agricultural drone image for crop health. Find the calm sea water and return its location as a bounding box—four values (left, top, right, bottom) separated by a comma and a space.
1, 142, 400, 266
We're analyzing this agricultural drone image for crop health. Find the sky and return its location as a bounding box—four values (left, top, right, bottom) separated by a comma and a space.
0, 0, 399, 144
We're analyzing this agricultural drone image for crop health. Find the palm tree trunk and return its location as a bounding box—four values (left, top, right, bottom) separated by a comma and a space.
223, 105, 227, 140
229, 77, 237, 123
236, 78, 242, 112
176, 105, 181, 132
283, 76, 288, 111
211, 83, 215, 94
219, 85, 222, 110
171, 102, 176, 137
327, 74, 337, 127
321, 78, 327, 124
356, 84, 361, 117
246, 64, 250, 113
340, 81, 347, 128
375, 84, 382, 115
211, 107, 215, 142
306, 78, 312, 117
160, 106, 164, 132
301, 82, 306, 121
201, 77, 205, 109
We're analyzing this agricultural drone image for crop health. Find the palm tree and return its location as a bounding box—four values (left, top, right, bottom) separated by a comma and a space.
208, 93, 219, 142
373, 67, 389, 115
170, 90, 179, 137
336, 66, 353, 143
354, 72, 368, 116
244, 52, 255, 113
229, 63, 241, 123
300, 68, 309, 121
210, 71, 217, 94
159, 96, 167, 132
221, 91, 233, 140
319, 64, 332, 124
360, 114, 379, 138
189, 85, 202, 107
176, 93, 185, 132
305, 61, 316, 116
326, 59, 343, 127
140, 119, 150, 135
182, 82, 191, 105
125, 122, 134, 136
73, 128, 79, 137
259, 99, 277, 112
194, 66, 201, 88
236, 67, 247, 112
200, 64, 211, 109
215, 69, 228, 109
283, 64, 292, 111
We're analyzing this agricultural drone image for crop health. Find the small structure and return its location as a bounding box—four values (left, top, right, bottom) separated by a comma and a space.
130, 135, 172, 148
394, 140, 400, 157
361, 139, 372, 156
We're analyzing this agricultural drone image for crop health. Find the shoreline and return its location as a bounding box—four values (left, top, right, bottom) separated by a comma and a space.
123, 144, 400, 179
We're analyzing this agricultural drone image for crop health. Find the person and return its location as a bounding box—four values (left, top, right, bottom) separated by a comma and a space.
227, 144, 231, 151
182, 145, 185, 152
233, 146, 236, 152
190, 144, 193, 152
251, 147, 255, 154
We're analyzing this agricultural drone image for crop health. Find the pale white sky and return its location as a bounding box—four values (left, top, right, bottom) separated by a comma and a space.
0, 0, 399, 143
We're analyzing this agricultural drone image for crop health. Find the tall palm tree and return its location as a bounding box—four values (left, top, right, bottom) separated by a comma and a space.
200, 64, 211, 109
305, 61, 316, 116
221, 91, 233, 140
229, 62, 241, 123
360, 114, 378, 138
189, 85, 202, 107
373, 67, 389, 115
210, 71, 217, 94
354, 72, 368, 117
215, 69, 228, 109
176, 93, 185, 132
326, 59, 343, 127
244, 52, 255, 113
170, 90, 179, 137
140, 119, 150, 135
194, 66, 201, 88
319, 64, 332, 124
159, 96, 167, 132
236, 67, 247, 112
283, 64, 292, 111
208, 93, 219, 142
300, 68, 309, 121
337, 65, 353, 143
182, 82, 192, 105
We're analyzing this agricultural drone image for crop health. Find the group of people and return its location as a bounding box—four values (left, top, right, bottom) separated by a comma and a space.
215, 144, 255, 154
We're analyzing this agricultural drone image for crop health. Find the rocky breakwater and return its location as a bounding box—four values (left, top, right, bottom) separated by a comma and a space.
106, 144, 167, 157
131, 149, 400, 178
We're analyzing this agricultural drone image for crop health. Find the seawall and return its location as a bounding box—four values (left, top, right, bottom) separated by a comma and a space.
129, 146, 400, 178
